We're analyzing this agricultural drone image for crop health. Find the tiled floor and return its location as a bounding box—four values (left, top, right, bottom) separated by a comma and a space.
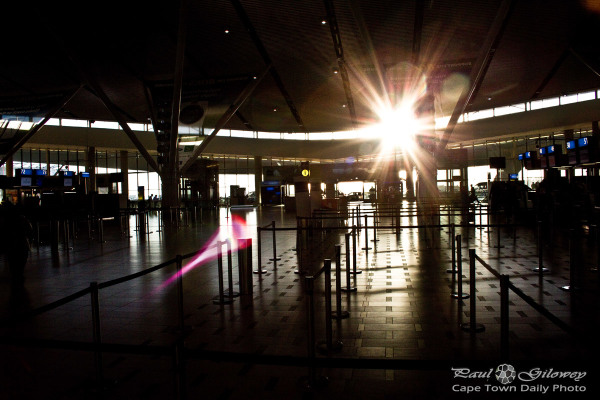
1, 202, 599, 399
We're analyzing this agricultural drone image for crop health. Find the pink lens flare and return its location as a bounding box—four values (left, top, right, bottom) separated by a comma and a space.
157, 214, 250, 291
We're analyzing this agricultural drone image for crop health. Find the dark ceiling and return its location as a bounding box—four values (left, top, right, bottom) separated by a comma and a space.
1, 0, 600, 136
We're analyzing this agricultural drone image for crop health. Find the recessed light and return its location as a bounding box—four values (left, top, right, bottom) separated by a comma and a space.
224, 28, 230, 34
321, 18, 327, 25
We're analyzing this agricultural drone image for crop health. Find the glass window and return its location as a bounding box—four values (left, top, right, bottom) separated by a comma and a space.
560, 94, 578, 105
258, 131, 281, 139
494, 104, 525, 116
61, 119, 88, 127
578, 91, 596, 102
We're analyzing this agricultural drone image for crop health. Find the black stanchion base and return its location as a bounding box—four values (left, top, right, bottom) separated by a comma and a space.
460, 322, 485, 333
212, 298, 234, 305
317, 340, 343, 355
560, 285, 580, 292
269, 258, 282, 262
451, 292, 470, 299
253, 268, 268, 274
446, 269, 457, 274
340, 286, 357, 292
294, 269, 308, 275
224, 291, 240, 298
298, 375, 329, 392
370, 239, 380, 242
350, 270, 363, 275
361, 247, 372, 251
332, 310, 350, 319
533, 267, 549, 273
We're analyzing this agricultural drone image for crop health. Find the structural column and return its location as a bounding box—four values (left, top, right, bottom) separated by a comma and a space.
254, 156, 262, 207
415, 92, 439, 212
120, 150, 129, 208
87, 146, 96, 193
46, 149, 51, 175
161, 167, 180, 210
5, 155, 13, 177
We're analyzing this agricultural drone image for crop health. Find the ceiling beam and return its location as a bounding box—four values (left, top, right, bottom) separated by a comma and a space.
168, 0, 188, 176
412, 0, 425, 65
229, 0, 306, 132
531, 48, 570, 100
570, 47, 600, 78
180, 65, 271, 174
436, 0, 516, 153
348, 0, 387, 102
0, 86, 82, 168
86, 79, 160, 173
324, 0, 358, 127
36, 10, 160, 173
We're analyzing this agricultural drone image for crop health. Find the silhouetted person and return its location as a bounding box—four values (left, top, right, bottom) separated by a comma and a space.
0, 202, 33, 286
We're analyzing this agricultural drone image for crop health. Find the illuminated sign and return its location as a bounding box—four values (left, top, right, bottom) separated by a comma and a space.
539, 147, 546, 155
566, 140, 576, 150
547, 145, 555, 154
301, 169, 310, 177
525, 151, 532, 159
81, 172, 90, 178
518, 153, 524, 160
578, 137, 589, 147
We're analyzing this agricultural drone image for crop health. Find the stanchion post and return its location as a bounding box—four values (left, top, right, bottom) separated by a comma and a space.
351, 226, 362, 274
176, 255, 185, 331
452, 235, 469, 299
257, 227, 262, 271
460, 249, 485, 332
341, 233, 356, 292
213, 242, 233, 304
238, 239, 253, 295
324, 260, 333, 349
447, 224, 456, 273
90, 282, 103, 386
562, 229, 578, 292
534, 220, 548, 274
333, 244, 350, 317
362, 215, 371, 250
500, 274, 510, 361
174, 339, 186, 400
270, 221, 281, 262
225, 239, 238, 298
305, 276, 317, 388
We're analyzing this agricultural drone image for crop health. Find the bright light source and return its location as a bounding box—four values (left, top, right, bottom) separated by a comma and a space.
372, 101, 421, 152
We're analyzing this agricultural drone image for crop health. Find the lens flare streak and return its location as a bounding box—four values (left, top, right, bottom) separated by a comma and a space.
158, 215, 250, 291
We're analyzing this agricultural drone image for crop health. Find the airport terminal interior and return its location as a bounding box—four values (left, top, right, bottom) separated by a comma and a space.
1, 1, 600, 399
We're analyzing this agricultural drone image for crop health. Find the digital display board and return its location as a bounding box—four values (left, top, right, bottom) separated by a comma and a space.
64, 178, 73, 187
578, 137, 589, 147
547, 145, 555, 154
539, 147, 546, 155
525, 151, 532, 159
566, 140, 576, 150
518, 153, 524, 160
20, 177, 32, 186
34, 169, 46, 175
81, 172, 90, 178
509, 174, 518, 180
